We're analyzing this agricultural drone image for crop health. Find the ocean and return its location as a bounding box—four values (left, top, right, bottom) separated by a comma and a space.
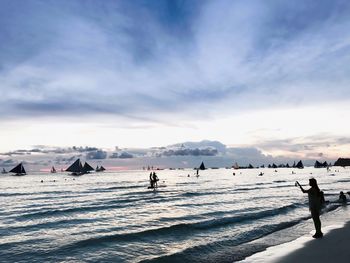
1, 167, 349, 262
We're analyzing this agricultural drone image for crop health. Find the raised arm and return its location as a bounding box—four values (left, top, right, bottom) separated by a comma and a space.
296, 181, 308, 193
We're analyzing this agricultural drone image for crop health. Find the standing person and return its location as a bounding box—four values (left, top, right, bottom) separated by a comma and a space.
152, 172, 159, 188
339, 191, 347, 203
296, 179, 323, 238
149, 172, 154, 188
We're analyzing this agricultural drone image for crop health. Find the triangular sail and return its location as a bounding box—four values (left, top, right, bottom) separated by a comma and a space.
199, 162, 206, 170
9, 163, 26, 174
296, 160, 304, 169
83, 162, 94, 172
66, 159, 83, 173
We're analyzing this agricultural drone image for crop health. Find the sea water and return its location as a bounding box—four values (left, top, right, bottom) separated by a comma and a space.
1, 167, 350, 262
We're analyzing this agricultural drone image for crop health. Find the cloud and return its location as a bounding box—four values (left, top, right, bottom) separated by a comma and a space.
1, 150, 29, 156
0, 145, 103, 156
161, 147, 218, 157
0, 139, 341, 169
118, 152, 134, 159
110, 152, 119, 159
0, 0, 350, 124
253, 134, 350, 159
0, 159, 17, 167
172, 140, 227, 153
54, 155, 81, 165
86, 150, 107, 160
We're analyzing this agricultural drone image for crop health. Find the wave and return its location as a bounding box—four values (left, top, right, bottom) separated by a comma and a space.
234, 184, 291, 192
87, 184, 143, 192
0, 192, 29, 197
180, 191, 225, 197
0, 190, 75, 197
140, 217, 310, 263
7, 192, 192, 220
1, 218, 105, 237
336, 179, 350, 183
58, 203, 301, 251
12, 200, 141, 221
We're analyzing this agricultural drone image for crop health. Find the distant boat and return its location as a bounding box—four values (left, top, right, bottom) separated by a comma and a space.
199, 162, 206, 170
83, 162, 94, 173
66, 159, 84, 176
233, 162, 239, 169
95, 165, 106, 172
1, 168, 8, 174
296, 160, 304, 169
50, 166, 57, 173
9, 163, 26, 176
65, 159, 95, 175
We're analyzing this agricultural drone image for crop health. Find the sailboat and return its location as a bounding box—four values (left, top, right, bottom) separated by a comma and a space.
50, 166, 57, 173
233, 162, 239, 169
96, 165, 106, 172
9, 163, 26, 176
296, 160, 304, 169
66, 159, 84, 176
66, 159, 95, 175
199, 162, 206, 170
83, 162, 94, 174
1, 168, 8, 174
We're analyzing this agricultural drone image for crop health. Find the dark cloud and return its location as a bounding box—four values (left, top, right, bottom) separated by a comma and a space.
118, 152, 134, 159
109, 152, 134, 159
54, 155, 81, 165
72, 146, 99, 152
0, 146, 102, 157
172, 140, 227, 153
86, 150, 107, 160
110, 152, 119, 159
162, 147, 218, 157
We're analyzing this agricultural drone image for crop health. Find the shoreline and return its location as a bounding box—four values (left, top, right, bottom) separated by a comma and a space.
241, 207, 350, 262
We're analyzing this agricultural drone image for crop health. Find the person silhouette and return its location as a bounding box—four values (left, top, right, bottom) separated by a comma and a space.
296, 179, 323, 238
339, 191, 347, 204
149, 172, 154, 188
152, 172, 159, 188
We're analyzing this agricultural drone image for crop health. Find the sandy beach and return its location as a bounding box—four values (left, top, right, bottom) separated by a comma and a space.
242, 208, 350, 262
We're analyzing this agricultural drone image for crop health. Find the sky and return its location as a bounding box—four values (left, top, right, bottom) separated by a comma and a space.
1, 0, 350, 166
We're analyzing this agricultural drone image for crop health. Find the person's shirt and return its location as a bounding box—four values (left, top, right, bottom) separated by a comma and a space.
307, 188, 321, 211
339, 194, 347, 203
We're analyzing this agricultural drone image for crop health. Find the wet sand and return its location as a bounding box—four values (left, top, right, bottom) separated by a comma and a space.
242, 221, 350, 262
